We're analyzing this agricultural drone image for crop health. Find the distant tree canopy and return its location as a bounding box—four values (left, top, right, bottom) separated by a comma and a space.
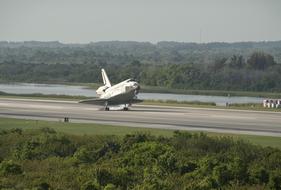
1, 41, 281, 64
0, 41, 281, 92
247, 52, 276, 70
228, 55, 244, 69
0, 51, 280, 92
0, 128, 281, 189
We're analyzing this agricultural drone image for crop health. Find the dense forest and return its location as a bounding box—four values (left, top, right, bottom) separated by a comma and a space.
0, 128, 281, 189
0, 41, 281, 92
1, 41, 281, 64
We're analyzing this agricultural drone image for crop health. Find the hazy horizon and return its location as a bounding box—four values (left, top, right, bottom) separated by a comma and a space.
2, 40, 281, 45
1, 0, 281, 43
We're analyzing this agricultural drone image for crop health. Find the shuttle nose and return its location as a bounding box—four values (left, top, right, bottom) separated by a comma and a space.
134, 82, 140, 95
133, 82, 139, 88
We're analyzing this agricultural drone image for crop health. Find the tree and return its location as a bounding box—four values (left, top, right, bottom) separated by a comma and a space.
247, 52, 276, 70
96, 168, 114, 186
73, 147, 93, 163
104, 184, 117, 190
212, 57, 227, 72
228, 55, 244, 69
268, 170, 281, 190
249, 165, 269, 184
81, 180, 101, 190
36, 182, 50, 190
0, 160, 22, 176
212, 164, 232, 187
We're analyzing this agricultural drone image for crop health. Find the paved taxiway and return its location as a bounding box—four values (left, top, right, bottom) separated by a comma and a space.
0, 98, 281, 136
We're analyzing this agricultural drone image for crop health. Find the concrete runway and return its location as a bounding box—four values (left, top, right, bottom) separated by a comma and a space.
0, 98, 281, 136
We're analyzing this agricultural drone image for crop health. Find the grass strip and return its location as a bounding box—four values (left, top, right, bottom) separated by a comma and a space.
0, 117, 280, 149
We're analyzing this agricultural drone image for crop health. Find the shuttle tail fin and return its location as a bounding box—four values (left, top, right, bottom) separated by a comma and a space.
101, 69, 111, 87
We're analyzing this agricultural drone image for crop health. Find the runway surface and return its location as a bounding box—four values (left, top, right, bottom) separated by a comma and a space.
0, 98, 281, 136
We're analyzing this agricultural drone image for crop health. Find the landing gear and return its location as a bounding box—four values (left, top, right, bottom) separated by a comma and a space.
103, 102, 131, 111
123, 107, 129, 111
123, 104, 129, 111
104, 101, 109, 111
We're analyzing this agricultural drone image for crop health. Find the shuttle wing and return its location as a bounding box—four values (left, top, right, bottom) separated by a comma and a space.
130, 99, 143, 104
79, 97, 143, 106
79, 98, 107, 105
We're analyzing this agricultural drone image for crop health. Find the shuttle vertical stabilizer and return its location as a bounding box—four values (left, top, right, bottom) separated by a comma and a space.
101, 69, 111, 87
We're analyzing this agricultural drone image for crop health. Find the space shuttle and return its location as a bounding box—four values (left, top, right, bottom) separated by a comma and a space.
79, 69, 142, 110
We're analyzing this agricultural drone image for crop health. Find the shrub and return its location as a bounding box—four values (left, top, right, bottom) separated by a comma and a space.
0, 160, 22, 176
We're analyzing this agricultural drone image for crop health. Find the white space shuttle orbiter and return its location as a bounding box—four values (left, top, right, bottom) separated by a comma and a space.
79, 69, 142, 111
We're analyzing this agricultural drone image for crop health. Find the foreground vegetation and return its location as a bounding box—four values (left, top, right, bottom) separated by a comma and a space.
0, 126, 281, 190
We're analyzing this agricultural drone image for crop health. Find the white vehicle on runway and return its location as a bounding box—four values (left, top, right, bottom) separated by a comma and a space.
79, 69, 142, 110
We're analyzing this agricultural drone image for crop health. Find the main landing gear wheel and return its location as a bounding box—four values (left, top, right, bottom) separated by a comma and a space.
104, 101, 109, 111
123, 104, 129, 111
123, 107, 129, 111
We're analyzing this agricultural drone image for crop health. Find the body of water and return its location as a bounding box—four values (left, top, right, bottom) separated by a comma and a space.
0, 83, 263, 105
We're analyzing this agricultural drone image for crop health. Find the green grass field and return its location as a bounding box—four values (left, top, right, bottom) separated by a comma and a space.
0, 117, 280, 149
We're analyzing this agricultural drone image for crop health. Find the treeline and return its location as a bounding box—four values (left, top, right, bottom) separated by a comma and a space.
0, 128, 281, 189
1, 41, 281, 65
0, 51, 281, 92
